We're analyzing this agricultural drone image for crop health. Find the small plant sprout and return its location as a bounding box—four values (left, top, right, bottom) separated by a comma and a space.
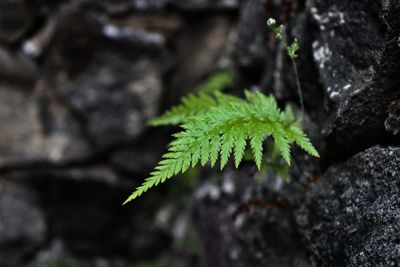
267, 18, 304, 112
287, 38, 299, 59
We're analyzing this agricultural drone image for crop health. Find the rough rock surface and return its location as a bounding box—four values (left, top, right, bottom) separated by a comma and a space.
297, 146, 400, 267
45, 7, 165, 150
234, 0, 268, 75
75, 0, 238, 14
310, 0, 400, 160
0, 180, 46, 267
193, 168, 309, 267
0, 0, 36, 44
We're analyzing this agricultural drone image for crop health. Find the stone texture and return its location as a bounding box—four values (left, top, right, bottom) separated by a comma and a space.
30, 176, 171, 258
297, 146, 400, 267
0, 0, 36, 44
0, 180, 46, 267
234, 0, 268, 74
0, 78, 91, 166
45, 7, 165, 150
310, 0, 400, 160
170, 0, 239, 11
193, 168, 309, 267
74, 0, 238, 13
168, 15, 234, 103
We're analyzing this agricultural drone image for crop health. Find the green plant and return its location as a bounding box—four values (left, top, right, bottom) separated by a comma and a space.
267, 18, 304, 112
123, 19, 319, 204
124, 89, 318, 204
149, 71, 235, 126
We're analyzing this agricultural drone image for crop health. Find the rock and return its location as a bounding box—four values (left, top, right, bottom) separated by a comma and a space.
234, 0, 267, 75
74, 0, 169, 13
0, 0, 36, 44
75, 0, 238, 13
45, 7, 166, 150
0, 179, 46, 267
27, 240, 131, 267
0, 78, 91, 166
30, 176, 171, 258
309, 0, 400, 160
110, 130, 168, 176
0, 46, 37, 84
108, 12, 183, 41
170, 0, 239, 11
169, 15, 233, 104
297, 146, 400, 267
192, 168, 309, 267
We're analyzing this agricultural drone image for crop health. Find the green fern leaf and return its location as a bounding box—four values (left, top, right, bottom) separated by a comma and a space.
233, 127, 247, 168
199, 71, 234, 93
250, 128, 265, 170
287, 126, 320, 157
149, 72, 236, 126
124, 90, 319, 204
220, 130, 235, 169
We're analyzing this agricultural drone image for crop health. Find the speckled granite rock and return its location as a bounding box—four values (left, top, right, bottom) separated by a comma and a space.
297, 146, 400, 267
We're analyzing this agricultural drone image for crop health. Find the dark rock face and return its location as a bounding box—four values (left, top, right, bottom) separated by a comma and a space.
311, 0, 400, 160
234, 0, 267, 74
0, 180, 46, 267
31, 177, 169, 257
45, 8, 165, 150
297, 146, 400, 267
170, 0, 239, 11
75, 0, 238, 13
193, 169, 309, 267
0, 0, 36, 44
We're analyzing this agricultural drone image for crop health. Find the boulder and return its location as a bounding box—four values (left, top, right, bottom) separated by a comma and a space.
44, 7, 166, 150
192, 168, 309, 267
297, 146, 400, 266
74, 0, 238, 14
0, 180, 46, 267
310, 0, 400, 160
0, 0, 36, 44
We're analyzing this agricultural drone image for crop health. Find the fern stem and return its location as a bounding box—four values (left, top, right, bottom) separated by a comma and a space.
291, 59, 304, 114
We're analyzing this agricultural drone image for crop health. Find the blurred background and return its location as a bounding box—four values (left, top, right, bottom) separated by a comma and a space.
1, 0, 398, 267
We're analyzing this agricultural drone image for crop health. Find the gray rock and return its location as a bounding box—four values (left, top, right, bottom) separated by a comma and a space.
74, 0, 169, 13
297, 146, 400, 267
27, 240, 131, 267
45, 7, 165, 149
170, 0, 239, 11
309, 0, 400, 159
234, 0, 267, 72
169, 15, 234, 101
0, 179, 46, 267
30, 176, 171, 258
192, 168, 309, 267
74, 0, 238, 13
0, 0, 36, 44
0, 78, 91, 166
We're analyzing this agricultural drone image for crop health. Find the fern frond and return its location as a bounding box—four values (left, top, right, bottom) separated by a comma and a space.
149, 72, 235, 126
124, 91, 319, 204
287, 126, 320, 157
199, 71, 234, 93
